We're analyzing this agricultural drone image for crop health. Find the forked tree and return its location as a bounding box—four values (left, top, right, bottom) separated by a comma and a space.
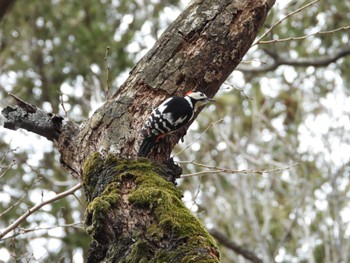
1, 0, 275, 261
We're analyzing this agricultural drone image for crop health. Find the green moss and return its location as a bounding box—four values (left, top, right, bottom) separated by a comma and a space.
85, 182, 120, 238
129, 173, 204, 238
82, 152, 104, 198
114, 158, 155, 175
85, 197, 110, 237
83, 153, 122, 240
83, 153, 219, 262
83, 152, 103, 177
104, 153, 120, 168
100, 182, 121, 204
125, 240, 153, 263
128, 166, 219, 262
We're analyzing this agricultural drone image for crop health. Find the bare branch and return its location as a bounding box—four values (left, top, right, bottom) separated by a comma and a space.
0, 159, 15, 179
178, 160, 299, 178
59, 92, 68, 117
0, 194, 26, 217
254, 0, 320, 45
104, 46, 111, 99
0, 182, 82, 239
258, 25, 350, 45
2, 93, 64, 141
1, 94, 81, 177
237, 46, 350, 73
174, 119, 223, 156
0, 222, 84, 242
277, 46, 350, 67
209, 228, 263, 263
224, 82, 254, 100
1, 164, 42, 217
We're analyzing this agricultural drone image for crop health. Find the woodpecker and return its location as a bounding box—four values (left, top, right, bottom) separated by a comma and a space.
138, 91, 215, 157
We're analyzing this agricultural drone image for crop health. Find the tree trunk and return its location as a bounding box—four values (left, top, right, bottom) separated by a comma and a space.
1, 0, 275, 261
83, 154, 219, 262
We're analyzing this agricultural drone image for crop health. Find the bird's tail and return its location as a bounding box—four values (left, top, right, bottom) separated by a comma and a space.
138, 136, 158, 157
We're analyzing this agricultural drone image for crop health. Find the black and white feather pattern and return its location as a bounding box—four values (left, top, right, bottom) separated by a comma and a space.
138, 91, 213, 157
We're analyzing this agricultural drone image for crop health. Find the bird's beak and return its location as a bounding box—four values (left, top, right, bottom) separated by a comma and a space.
207, 98, 216, 102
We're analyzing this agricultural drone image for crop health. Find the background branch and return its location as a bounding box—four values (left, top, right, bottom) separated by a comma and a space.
237, 46, 350, 73
0, 222, 84, 242
254, 0, 320, 45
258, 25, 350, 45
209, 228, 263, 263
178, 160, 299, 178
0, 182, 82, 239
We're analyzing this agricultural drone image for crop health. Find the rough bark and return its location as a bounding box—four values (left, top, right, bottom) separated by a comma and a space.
1, 0, 276, 261
1, 94, 65, 141
83, 154, 218, 262
55, 0, 276, 174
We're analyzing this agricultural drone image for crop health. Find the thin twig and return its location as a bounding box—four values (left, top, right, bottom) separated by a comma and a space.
0, 222, 84, 242
72, 192, 85, 209
0, 182, 82, 240
35, 168, 76, 187
254, 0, 320, 45
104, 46, 111, 99
0, 195, 26, 217
174, 119, 223, 156
190, 180, 202, 210
1, 174, 40, 217
0, 159, 15, 179
0, 148, 18, 165
224, 82, 254, 100
181, 170, 224, 178
178, 160, 299, 178
59, 92, 68, 117
239, 59, 268, 65
258, 25, 350, 44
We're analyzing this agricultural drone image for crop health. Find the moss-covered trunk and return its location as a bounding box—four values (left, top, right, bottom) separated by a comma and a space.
83, 153, 219, 262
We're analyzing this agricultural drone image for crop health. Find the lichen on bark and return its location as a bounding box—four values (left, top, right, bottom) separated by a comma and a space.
82, 153, 220, 262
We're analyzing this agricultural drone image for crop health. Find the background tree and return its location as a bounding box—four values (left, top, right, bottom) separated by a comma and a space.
1, 0, 350, 262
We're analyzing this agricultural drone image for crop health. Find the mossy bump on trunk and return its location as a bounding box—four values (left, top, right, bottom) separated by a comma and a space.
82, 153, 220, 262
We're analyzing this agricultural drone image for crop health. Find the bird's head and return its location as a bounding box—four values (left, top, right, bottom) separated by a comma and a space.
185, 91, 215, 110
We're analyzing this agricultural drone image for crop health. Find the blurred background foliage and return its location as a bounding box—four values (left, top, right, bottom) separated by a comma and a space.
1, 0, 350, 262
